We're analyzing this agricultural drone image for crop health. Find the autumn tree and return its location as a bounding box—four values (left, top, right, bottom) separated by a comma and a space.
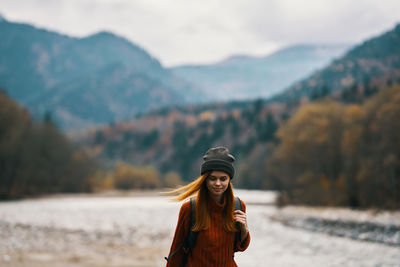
270, 84, 400, 209
271, 100, 349, 205
163, 171, 183, 188
356, 85, 400, 208
0, 91, 31, 198
113, 162, 161, 190
0, 91, 96, 199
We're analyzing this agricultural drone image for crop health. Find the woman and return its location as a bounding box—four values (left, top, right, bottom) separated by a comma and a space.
165, 146, 250, 267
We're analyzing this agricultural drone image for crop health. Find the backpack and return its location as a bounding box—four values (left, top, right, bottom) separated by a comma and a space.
165, 196, 243, 266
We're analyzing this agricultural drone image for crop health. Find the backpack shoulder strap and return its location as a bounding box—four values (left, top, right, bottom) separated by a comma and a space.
234, 196, 243, 253
165, 198, 197, 264
183, 197, 198, 252
234, 196, 243, 211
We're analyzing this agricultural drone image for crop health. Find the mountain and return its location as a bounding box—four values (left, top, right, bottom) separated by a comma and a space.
273, 24, 400, 102
0, 18, 201, 130
170, 44, 350, 101
80, 23, 400, 187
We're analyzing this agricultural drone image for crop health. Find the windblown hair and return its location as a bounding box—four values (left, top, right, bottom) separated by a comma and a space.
167, 172, 237, 232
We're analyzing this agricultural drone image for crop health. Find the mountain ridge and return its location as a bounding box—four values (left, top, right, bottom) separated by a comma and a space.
272, 23, 400, 102
0, 18, 199, 129
170, 44, 350, 101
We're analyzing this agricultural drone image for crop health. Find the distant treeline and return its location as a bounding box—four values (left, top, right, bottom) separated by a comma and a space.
95, 162, 183, 191
0, 88, 185, 199
0, 90, 96, 199
4, 81, 398, 211
269, 84, 400, 209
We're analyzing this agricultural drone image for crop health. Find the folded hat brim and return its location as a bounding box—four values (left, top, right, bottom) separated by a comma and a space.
201, 159, 235, 179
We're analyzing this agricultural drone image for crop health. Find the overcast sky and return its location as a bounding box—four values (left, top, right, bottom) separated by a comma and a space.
1, 0, 399, 66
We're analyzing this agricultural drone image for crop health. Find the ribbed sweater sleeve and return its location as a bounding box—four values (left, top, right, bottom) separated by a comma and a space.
166, 201, 190, 267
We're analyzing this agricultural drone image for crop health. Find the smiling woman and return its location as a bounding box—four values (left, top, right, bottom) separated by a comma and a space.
165, 146, 250, 267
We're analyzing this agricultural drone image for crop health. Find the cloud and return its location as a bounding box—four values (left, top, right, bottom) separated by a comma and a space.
236, 0, 400, 45
0, 0, 399, 66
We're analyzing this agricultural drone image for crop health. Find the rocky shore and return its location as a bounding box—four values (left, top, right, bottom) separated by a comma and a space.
271, 206, 400, 247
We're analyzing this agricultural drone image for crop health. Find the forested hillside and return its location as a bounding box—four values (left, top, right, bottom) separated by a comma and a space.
273, 24, 400, 103
82, 98, 283, 183
0, 90, 96, 199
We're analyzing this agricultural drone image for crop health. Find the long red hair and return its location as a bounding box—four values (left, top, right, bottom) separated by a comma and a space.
167, 172, 237, 232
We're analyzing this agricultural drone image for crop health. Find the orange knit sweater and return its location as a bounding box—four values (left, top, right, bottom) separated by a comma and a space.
166, 196, 250, 267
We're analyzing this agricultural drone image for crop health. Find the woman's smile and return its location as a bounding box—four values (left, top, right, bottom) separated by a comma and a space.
206, 170, 230, 200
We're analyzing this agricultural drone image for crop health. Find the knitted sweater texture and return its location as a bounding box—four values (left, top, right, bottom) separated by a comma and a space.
166, 196, 250, 267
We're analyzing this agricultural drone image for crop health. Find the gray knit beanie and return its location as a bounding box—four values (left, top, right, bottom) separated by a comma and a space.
200, 146, 235, 179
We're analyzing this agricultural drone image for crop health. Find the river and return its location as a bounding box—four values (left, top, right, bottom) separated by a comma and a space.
0, 190, 399, 266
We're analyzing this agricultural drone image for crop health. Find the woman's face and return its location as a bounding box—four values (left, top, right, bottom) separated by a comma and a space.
206, 171, 230, 198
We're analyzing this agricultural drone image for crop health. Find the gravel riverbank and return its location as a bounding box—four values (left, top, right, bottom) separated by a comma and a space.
0, 220, 163, 266
271, 206, 400, 247
1, 190, 399, 266
270, 214, 400, 246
